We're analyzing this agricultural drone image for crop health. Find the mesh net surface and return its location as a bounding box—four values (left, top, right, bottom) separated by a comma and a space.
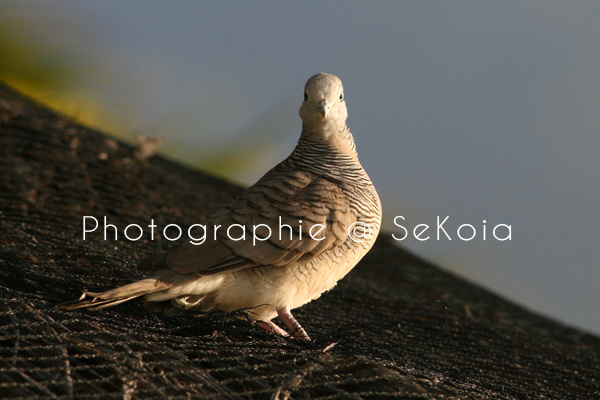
1, 83, 599, 399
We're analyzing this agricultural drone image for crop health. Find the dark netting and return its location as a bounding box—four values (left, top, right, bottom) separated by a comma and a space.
1, 82, 599, 399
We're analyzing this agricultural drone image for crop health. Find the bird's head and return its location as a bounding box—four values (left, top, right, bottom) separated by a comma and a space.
299, 73, 348, 137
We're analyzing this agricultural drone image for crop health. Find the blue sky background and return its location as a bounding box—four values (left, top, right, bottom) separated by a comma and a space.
6, 1, 600, 334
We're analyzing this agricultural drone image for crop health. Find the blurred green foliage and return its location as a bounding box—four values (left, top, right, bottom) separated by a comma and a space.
0, 4, 113, 131
0, 3, 282, 183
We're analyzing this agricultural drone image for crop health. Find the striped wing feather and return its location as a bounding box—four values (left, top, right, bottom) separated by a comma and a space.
139, 168, 356, 275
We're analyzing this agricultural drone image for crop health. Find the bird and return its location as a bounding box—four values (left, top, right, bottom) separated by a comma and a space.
62, 73, 382, 340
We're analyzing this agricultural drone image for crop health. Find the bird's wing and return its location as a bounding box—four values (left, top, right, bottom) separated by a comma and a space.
138, 169, 357, 275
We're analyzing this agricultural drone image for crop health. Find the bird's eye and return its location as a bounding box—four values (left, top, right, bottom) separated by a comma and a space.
339, 93, 344, 101
304, 92, 308, 101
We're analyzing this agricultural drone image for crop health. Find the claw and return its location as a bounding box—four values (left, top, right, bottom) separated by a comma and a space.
255, 308, 311, 340
256, 320, 289, 337
277, 307, 311, 340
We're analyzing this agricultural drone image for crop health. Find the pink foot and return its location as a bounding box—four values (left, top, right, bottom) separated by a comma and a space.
256, 320, 289, 337
277, 307, 311, 341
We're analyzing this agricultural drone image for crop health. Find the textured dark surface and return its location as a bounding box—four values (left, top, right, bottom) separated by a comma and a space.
1, 82, 599, 399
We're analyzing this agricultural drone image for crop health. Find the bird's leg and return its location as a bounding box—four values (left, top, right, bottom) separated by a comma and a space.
256, 320, 289, 337
277, 307, 311, 341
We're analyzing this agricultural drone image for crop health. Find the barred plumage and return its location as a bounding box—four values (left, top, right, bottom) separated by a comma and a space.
62, 73, 382, 340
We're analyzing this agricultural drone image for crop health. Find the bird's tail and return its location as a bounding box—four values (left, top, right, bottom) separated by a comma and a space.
59, 278, 172, 310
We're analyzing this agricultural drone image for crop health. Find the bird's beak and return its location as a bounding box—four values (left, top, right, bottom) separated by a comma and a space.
317, 100, 330, 120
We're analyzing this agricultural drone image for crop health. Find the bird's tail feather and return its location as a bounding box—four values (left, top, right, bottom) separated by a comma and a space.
60, 278, 172, 310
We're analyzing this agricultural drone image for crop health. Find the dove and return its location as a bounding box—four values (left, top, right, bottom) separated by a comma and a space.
63, 73, 382, 340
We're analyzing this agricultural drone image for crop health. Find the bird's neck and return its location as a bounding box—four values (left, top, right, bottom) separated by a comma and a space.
299, 124, 359, 162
